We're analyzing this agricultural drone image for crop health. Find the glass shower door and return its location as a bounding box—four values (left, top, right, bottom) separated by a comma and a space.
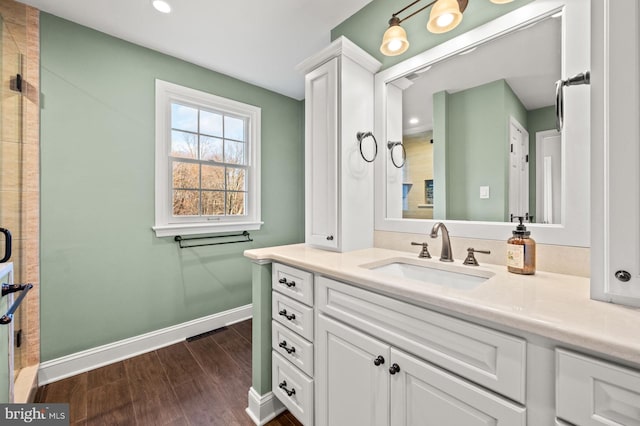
0, 13, 24, 400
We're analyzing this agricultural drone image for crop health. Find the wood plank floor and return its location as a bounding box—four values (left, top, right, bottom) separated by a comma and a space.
35, 320, 302, 426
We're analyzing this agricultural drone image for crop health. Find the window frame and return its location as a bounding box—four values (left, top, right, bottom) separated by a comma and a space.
153, 79, 262, 237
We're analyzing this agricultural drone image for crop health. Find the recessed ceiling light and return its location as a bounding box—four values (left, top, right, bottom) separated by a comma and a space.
409, 117, 419, 125
152, 0, 171, 13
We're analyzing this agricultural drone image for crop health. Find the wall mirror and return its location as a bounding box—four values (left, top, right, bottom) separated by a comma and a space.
374, 0, 590, 246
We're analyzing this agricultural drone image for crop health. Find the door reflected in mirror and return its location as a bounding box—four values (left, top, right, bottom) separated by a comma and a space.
388, 14, 562, 224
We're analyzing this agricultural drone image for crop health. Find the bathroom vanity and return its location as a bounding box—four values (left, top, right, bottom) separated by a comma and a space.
246, 245, 640, 425
245, 0, 640, 424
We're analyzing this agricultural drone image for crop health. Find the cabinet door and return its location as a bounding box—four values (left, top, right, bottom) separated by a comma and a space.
316, 314, 389, 426
390, 348, 526, 426
591, 0, 640, 306
305, 58, 339, 250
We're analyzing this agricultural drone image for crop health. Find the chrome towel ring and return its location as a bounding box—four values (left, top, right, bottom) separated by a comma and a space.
387, 141, 406, 168
356, 131, 378, 163
555, 71, 590, 131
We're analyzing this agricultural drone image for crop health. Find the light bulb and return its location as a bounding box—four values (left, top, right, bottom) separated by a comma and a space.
387, 39, 403, 52
436, 13, 455, 28
152, 0, 171, 13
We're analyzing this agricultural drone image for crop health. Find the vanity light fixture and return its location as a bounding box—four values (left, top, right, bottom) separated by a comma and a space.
152, 0, 171, 13
380, 0, 509, 56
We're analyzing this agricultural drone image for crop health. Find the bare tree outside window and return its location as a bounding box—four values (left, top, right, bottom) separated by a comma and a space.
170, 103, 248, 217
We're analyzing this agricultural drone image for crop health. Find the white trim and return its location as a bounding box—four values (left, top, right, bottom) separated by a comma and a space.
246, 387, 286, 426
153, 221, 263, 237
250, 258, 272, 266
295, 36, 381, 75
38, 304, 252, 386
374, 0, 591, 247
154, 79, 262, 237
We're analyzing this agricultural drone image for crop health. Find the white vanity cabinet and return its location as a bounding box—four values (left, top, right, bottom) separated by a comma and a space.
271, 263, 315, 425
315, 276, 526, 426
556, 349, 640, 425
591, 0, 640, 306
297, 36, 381, 252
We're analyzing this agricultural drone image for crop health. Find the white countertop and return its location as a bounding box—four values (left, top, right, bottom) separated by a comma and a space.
245, 244, 640, 365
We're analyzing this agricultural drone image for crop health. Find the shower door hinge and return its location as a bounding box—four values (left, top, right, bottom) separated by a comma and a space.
10, 74, 22, 93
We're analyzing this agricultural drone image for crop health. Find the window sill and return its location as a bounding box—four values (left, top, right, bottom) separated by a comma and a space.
152, 221, 263, 238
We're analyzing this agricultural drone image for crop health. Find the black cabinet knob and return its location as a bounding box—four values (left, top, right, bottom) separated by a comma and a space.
389, 363, 401, 375
615, 270, 632, 282
373, 355, 385, 366
326, 235, 334, 241
279, 380, 296, 397
278, 309, 296, 321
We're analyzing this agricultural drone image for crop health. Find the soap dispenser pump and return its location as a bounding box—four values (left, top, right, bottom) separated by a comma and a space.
506, 216, 536, 275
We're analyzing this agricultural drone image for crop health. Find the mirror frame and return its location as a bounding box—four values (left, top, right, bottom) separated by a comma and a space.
374, 0, 590, 247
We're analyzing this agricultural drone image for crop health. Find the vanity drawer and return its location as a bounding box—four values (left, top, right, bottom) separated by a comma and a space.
273, 351, 314, 426
273, 263, 314, 306
316, 276, 526, 403
272, 291, 314, 341
272, 321, 314, 377
556, 349, 640, 426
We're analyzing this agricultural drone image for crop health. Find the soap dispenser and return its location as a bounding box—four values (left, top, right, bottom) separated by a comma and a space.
506, 217, 536, 275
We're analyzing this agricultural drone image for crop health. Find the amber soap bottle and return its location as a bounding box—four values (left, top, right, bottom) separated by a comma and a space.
506, 217, 536, 275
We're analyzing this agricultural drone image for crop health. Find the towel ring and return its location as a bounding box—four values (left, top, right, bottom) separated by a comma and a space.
387, 141, 406, 168
357, 131, 378, 163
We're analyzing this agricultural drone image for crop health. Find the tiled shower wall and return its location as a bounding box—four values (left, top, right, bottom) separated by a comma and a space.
0, 0, 39, 369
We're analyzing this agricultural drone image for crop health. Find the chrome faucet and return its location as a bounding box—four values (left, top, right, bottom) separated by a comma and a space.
430, 222, 453, 262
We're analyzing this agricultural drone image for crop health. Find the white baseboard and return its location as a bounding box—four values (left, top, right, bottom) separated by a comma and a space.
246, 387, 286, 426
38, 304, 252, 386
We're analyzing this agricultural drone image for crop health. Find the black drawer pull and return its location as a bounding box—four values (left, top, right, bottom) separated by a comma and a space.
373, 355, 385, 366
279, 380, 296, 397
279, 340, 296, 354
278, 309, 296, 321
389, 363, 401, 375
326, 235, 334, 241
278, 277, 296, 288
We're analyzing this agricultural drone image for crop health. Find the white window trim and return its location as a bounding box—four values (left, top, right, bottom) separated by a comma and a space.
153, 79, 262, 237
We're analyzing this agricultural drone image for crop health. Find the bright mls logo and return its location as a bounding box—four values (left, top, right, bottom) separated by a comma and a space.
1, 404, 69, 425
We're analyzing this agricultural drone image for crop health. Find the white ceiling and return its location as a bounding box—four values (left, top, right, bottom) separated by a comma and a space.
19, 0, 372, 100
402, 15, 561, 134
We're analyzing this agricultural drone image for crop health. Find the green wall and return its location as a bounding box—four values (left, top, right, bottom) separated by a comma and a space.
331, 0, 533, 70
434, 80, 526, 222
40, 14, 304, 361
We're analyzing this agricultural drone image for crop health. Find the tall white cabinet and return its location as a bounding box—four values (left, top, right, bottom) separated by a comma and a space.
591, 0, 640, 307
297, 37, 381, 252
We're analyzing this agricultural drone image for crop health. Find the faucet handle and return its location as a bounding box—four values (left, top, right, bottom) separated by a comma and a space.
463, 248, 491, 266
411, 242, 431, 259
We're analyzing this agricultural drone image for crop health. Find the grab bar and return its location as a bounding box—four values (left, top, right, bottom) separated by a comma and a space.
0, 283, 33, 325
174, 231, 253, 249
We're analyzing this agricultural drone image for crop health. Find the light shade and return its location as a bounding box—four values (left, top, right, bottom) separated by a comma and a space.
380, 19, 410, 56
490, 0, 514, 3
427, 0, 463, 34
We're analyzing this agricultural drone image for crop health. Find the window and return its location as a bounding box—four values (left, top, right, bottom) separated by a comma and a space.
153, 80, 262, 237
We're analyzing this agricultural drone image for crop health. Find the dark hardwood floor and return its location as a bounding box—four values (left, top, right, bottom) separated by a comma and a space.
35, 320, 302, 426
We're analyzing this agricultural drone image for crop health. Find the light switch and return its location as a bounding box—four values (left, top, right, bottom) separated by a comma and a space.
480, 186, 490, 199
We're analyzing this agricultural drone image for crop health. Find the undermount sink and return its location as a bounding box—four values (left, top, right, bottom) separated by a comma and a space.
364, 258, 493, 290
